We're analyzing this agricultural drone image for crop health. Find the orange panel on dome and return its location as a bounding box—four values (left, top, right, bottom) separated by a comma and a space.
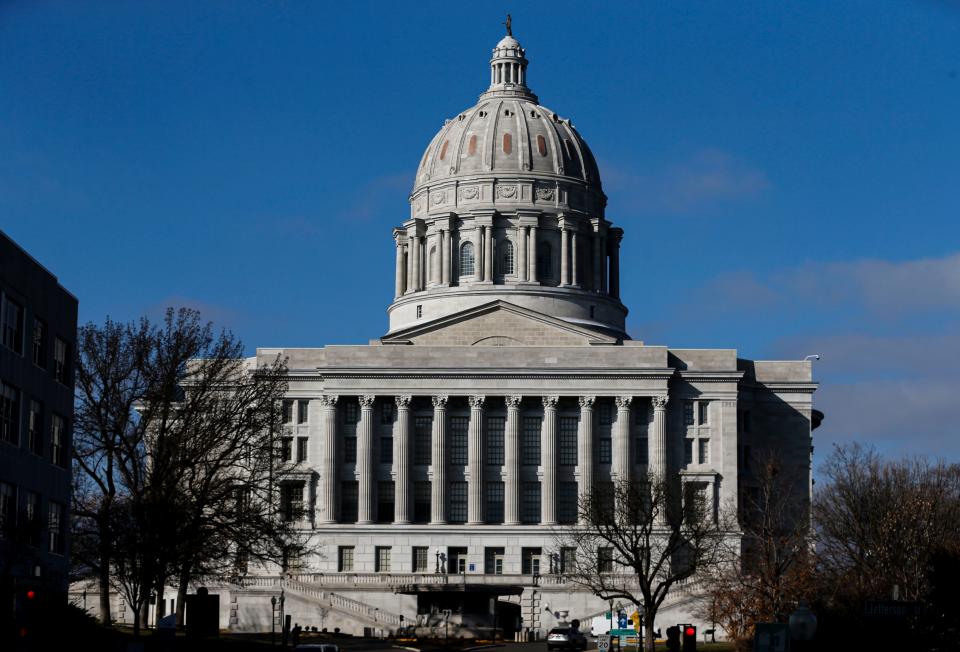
537, 135, 547, 156
468, 135, 477, 156
503, 133, 512, 154
439, 140, 449, 161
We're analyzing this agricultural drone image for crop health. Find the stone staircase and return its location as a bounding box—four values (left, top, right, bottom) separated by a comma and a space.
282, 578, 404, 630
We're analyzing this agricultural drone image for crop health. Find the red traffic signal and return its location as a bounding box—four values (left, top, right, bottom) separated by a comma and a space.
26, 589, 36, 600
680, 624, 697, 652
685, 626, 695, 636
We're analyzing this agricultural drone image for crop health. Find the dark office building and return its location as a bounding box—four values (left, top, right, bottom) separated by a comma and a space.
0, 229, 78, 614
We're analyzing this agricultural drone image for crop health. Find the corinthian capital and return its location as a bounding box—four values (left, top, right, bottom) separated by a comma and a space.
652, 394, 669, 410
318, 395, 339, 407
469, 395, 486, 408
395, 395, 412, 409
359, 395, 376, 408
432, 395, 449, 408
579, 395, 596, 408
506, 395, 523, 408
615, 396, 633, 409
542, 395, 559, 409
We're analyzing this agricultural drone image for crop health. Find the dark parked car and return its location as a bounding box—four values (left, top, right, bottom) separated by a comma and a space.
548, 627, 587, 651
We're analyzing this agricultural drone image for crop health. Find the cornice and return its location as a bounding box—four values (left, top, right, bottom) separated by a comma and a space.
316, 367, 675, 382
675, 370, 745, 383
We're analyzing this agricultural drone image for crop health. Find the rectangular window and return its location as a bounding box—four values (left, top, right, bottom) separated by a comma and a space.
344, 435, 357, 463
48, 502, 63, 554
412, 546, 430, 573
559, 417, 578, 466
0, 382, 19, 446
521, 547, 542, 575
0, 482, 15, 540
635, 436, 648, 465
280, 483, 303, 522
340, 481, 358, 523
414, 481, 431, 523
634, 402, 648, 426
521, 417, 541, 465
685, 482, 709, 522
684, 439, 694, 466
450, 416, 468, 465
380, 436, 393, 464
377, 481, 395, 523
560, 547, 577, 573
53, 337, 70, 384
486, 481, 504, 524
683, 401, 695, 426
381, 402, 394, 425
699, 438, 710, 464
597, 482, 615, 516
448, 546, 467, 574
28, 400, 43, 456
50, 413, 67, 467
699, 401, 709, 425
558, 481, 578, 524
598, 402, 613, 426
338, 546, 355, 572
486, 416, 505, 465
296, 437, 308, 463
414, 416, 432, 465
280, 436, 293, 462
598, 436, 612, 464
297, 400, 309, 424
25, 491, 41, 547
598, 547, 614, 573
282, 400, 294, 424
32, 318, 47, 368
344, 401, 359, 425
2, 296, 24, 355
521, 481, 541, 524
485, 547, 505, 575
449, 481, 468, 523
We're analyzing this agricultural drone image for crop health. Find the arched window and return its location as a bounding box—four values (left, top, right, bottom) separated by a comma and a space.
429, 246, 437, 283
537, 242, 552, 279
501, 240, 515, 276
459, 242, 475, 278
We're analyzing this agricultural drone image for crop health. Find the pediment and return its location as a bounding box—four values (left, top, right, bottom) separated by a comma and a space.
381, 301, 619, 346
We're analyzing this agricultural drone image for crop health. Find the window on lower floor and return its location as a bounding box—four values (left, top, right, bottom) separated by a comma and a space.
50, 413, 67, 467
699, 438, 710, 465
685, 482, 710, 523
558, 481, 578, 524
297, 400, 309, 424
375, 546, 391, 572
596, 482, 615, 521
485, 547, 505, 575
598, 547, 614, 573
53, 337, 70, 385
449, 481, 468, 524
684, 439, 694, 466
338, 546, 354, 572
0, 382, 19, 446
2, 296, 23, 355
521, 417, 540, 465
279, 437, 293, 463
521, 481, 541, 524
24, 491, 41, 547
413, 481, 431, 523
412, 546, 430, 573
486, 416, 505, 465
280, 483, 304, 522
296, 437, 308, 463
450, 416, 468, 465
486, 481, 504, 524
598, 436, 612, 464
377, 481, 395, 523
282, 400, 294, 424
448, 546, 467, 574
340, 481, 358, 523
48, 501, 63, 554
344, 436, 357, 463
32, 317, 46, 368
28, 400, 43, 456
521, 547, 542, 575
560, 547, 577, 573
559, 417, 578, 466
0, 482, 15, 539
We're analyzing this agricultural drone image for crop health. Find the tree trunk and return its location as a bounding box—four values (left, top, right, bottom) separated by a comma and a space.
176, 566, 190, 629
132, 602, 142, 638
97, 509, 112, 626
154, 581, 165, 628
644, 610, 657, 652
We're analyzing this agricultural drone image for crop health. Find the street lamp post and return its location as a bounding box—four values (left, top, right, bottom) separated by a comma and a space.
271, 596, 277, 645
280, 589, 287, 647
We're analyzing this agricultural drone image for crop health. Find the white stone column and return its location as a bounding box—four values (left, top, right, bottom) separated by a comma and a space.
393, 395, 412, 524
411, 235, 422, 292
357, 395, 376, 524
318, 395, 338, 524
517, 226, 528, 282
592, 229, 603, 293
650, 395, 668, 481
613, 396, 632, 485
440, 230, 449, 285
504, 395, 522, 525
430, 395, 448, 524
600, 235, 608, 294
577, 396, 595, 523
572, 231, 579, 287
560, 224, 570, 286
541, 396, 559, 525
610, 228, 622, 299
484, 225, 494, 281
394, 234, 405, 298
468, 395, 485, 524
529, 226, 538, 282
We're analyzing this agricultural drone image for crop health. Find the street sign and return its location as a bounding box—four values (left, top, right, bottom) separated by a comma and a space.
618, 613, 628, 628
598, 634, 611, 652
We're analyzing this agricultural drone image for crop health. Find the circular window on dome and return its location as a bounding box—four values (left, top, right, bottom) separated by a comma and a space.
503, 133, 512, 154
439, 140, 450, 161
537, 135, 547, 157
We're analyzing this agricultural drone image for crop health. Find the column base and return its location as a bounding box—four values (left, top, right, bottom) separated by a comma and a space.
393, 519, 412, 525
318, 519, 337, 525
430, 520, 448, 525
504, 520, 522, 526
467, 519, 484, 526
356, 520, 374, 525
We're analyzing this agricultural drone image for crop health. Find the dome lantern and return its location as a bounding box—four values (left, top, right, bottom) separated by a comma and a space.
482, 27, 537, 103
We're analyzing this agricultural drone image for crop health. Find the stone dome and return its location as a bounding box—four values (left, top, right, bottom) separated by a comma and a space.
387, 30, 628, 340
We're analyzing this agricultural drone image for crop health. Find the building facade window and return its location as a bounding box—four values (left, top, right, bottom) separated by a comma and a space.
344, 434, 357, 463
521, 417, 541, 465
32, 317, 46, 368
344, 401, 359, 425
684, 439, 694, 466
501, 240, 515, 275
0, 482, 14, 539
486, 481, 504, 524
48, 501, 63, 554
340, 481, 358, 523
598, 402, 613, 425
280, 437, 293, 462
280, 483, 303, 522
414, 416, 432, 465
1, 296, 23, 355
297, 400, 309, 424
558, 481, 578, 524
282, 400, 294, 424
685, 482, 710, 522
521, 481, 541, 524
28, 400, 42, 456
521, 547, 542, 575
381, 402, 394, 424
412, 546, 430, 572
377, 481, 395, 523
635, 436, 648, 465
0, 382, 19, 446
51, 414, 68, 468
24, 491, 41, 547
699, 401, 709, 425
296, 437, 308, 463
460, 242, 476, 277
699, 438, 710, 464
485, 547, 505, 575
53, 337, 70, 385
598, 547, 614, 573
449, 481, 468, 523
448, 546, 468, 574
537, 242, 552, 279
486, 416, 505, 465
413, 481, 431, 523
559, 416, 578, 465
338, 546, 354, 572
450, 416, 468, 465
598, 436, 612, 464
560, 547, 577, 573
380, 435, 393, 464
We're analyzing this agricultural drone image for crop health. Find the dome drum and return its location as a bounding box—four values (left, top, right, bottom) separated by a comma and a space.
410, 178, 605, 220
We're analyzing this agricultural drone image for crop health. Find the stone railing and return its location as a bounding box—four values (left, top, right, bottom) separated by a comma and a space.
282, 577, 403, 627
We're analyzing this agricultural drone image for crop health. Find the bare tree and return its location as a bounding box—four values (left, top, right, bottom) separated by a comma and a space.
556, 476, 732, 652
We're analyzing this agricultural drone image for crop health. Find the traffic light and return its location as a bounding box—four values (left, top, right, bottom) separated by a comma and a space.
665, 625, 680, 652
681, 624, 697, 652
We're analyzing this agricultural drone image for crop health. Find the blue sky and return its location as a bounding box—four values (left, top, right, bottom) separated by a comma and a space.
2, 1, 959, 464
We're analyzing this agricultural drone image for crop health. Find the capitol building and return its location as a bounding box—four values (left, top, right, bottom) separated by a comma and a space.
82, 28, 820, 638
